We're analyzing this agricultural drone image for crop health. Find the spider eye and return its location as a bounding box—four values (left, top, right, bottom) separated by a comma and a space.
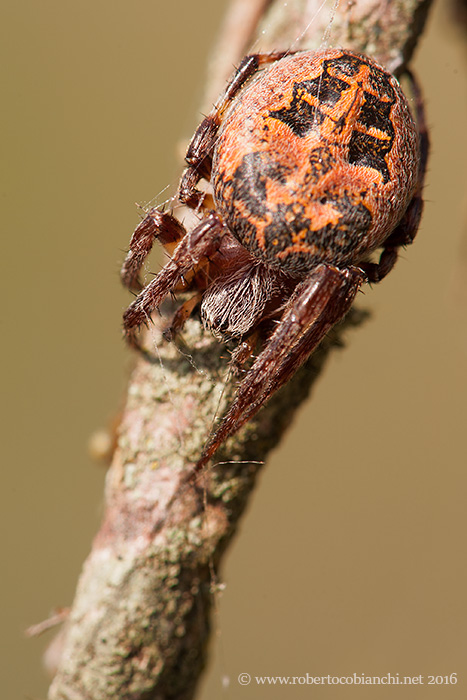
320, 196, 328, 204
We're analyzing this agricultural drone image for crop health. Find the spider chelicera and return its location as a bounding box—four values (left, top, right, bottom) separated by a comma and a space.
121, 48, 428, 473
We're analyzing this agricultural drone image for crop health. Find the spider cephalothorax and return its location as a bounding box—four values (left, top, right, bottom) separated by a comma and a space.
121, 48, 428, 472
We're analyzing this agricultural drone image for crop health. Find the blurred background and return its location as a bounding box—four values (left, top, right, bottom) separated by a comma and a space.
2, 1, 466, 698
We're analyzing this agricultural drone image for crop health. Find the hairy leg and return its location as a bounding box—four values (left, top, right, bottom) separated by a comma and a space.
121, 208, 186, 291
179, 51, 293, 207
123, 213, 225, 348
193, 264, 365, 472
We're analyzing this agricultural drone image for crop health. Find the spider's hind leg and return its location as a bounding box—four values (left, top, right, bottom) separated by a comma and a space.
359, 192, 424, 284
179, 51, 292, 207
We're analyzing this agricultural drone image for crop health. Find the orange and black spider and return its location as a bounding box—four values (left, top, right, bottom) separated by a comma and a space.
121, 48, 428, 475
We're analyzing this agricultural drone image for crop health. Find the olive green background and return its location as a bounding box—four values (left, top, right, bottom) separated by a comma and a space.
2, 1, 466, 698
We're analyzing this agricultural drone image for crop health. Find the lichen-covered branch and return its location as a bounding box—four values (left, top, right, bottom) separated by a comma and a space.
48, 1, 433, 699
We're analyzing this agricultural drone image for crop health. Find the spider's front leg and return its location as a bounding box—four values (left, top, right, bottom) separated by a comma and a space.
123, 213, 225, 349
192, 264, 366, 473
120, 208, 186, 292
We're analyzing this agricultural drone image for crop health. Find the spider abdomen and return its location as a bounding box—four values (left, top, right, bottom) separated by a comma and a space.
212, 49, 420, 276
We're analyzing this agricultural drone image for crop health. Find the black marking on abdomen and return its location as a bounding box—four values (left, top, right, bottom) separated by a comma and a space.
348, 88, 395, 182
267, 57, 355, 137
218, 147, 374, 274
268, 93, 326, 138
348, 66, 396, 182
225, 151, 290, 219
260, 194, 373, 275
348, 130, 390, 182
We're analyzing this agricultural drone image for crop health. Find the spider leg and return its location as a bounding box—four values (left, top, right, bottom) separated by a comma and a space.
193, 264, 366, 472
360, 69, 429, 284
162, 291, 204, 342
179, 51, 293, 207
120, 208, 186, 291
360, 192, 423, 283
123, 213, 224, 348
230, 330, 260, 372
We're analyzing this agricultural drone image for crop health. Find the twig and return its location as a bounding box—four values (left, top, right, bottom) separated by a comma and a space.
48, 1, 433, 698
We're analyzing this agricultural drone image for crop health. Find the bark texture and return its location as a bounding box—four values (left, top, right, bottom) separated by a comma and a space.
48, 1, 433, 698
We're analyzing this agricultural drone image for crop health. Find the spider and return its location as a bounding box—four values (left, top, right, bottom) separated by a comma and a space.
121, 48, 428, 474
